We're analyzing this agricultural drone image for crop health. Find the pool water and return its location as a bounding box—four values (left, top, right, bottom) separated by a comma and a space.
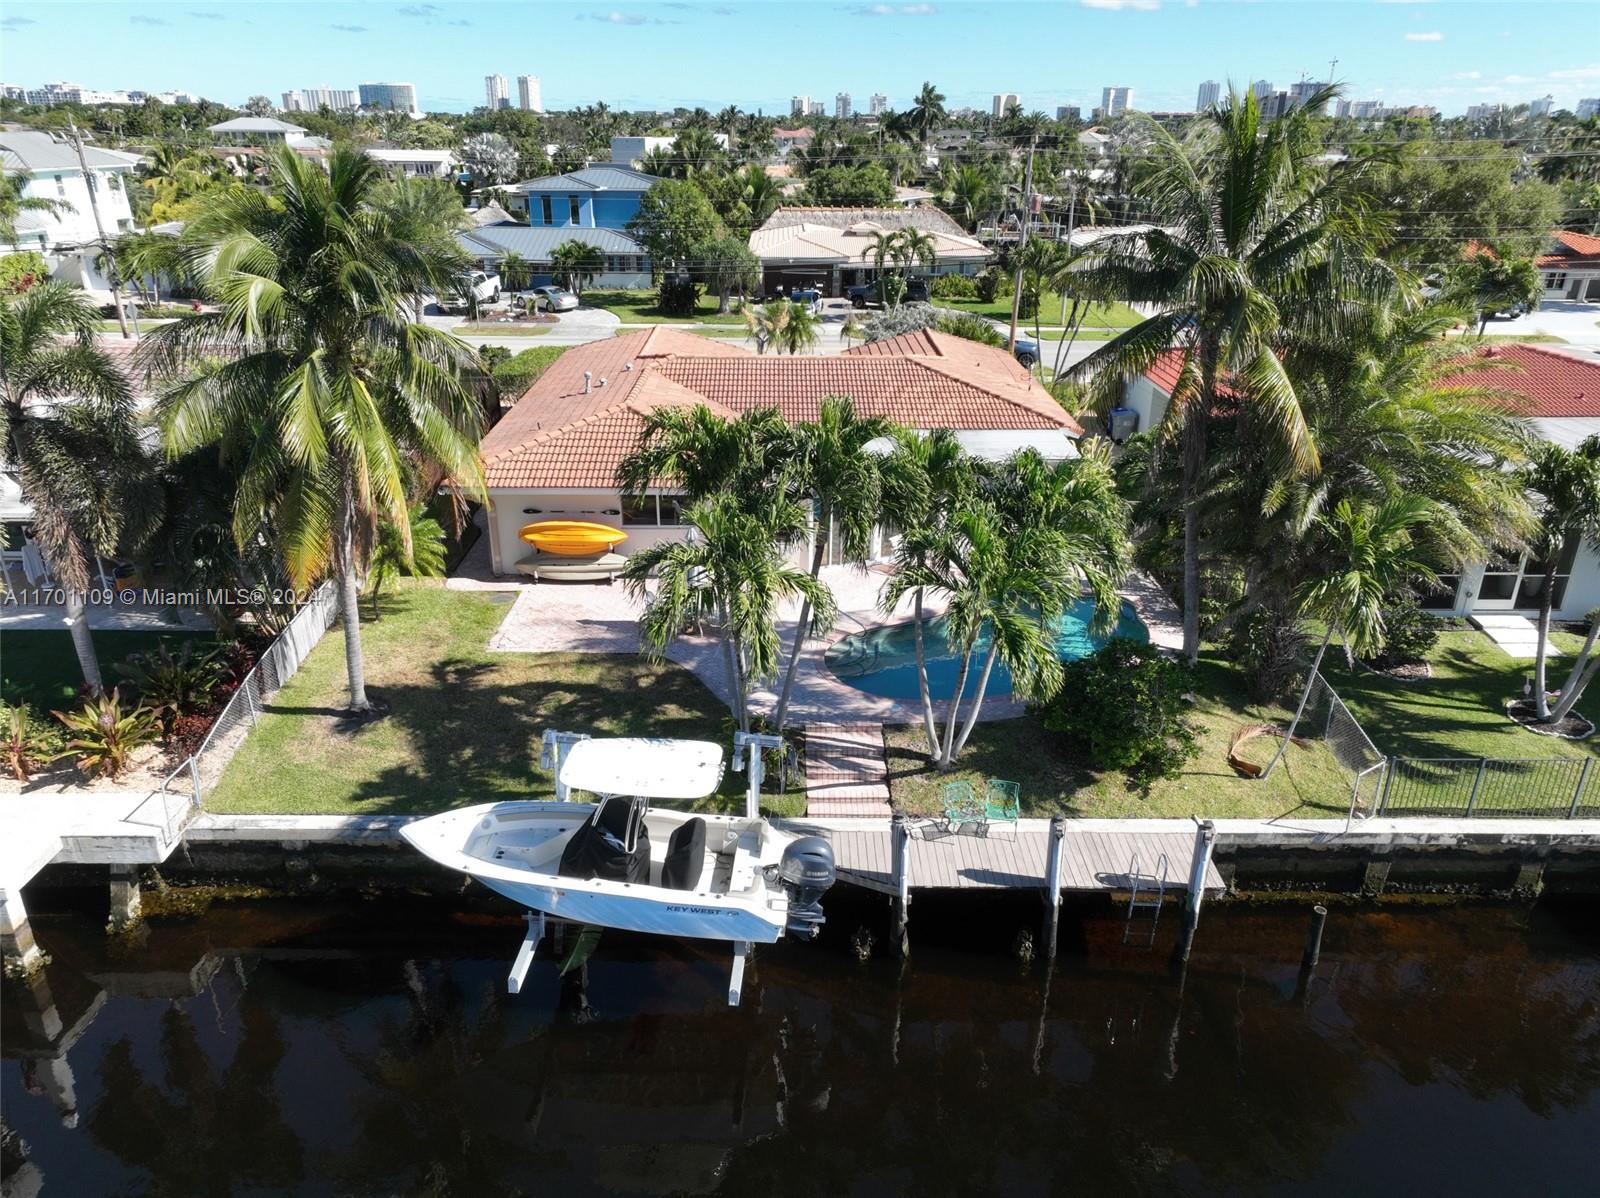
824, 597, 1149, 701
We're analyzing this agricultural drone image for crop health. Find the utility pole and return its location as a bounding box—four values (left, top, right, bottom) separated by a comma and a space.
66, 120, 130, 339
1006, 133, 1036, 356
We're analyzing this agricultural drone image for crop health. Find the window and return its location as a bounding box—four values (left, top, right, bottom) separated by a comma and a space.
620, 494, 655, 525
620, 493, 689, 526
1544, 272, 1568, 290
539, 195, 553, 225
55, 175, 67, 198
568, 196, 581, 224
657, 494, 687, 526
107, 172, 121, 192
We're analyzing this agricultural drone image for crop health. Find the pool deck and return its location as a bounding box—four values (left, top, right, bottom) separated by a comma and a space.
452, 527, 1185, 730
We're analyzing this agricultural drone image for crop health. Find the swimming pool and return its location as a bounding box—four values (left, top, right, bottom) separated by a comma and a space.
823, 597, 1149, 702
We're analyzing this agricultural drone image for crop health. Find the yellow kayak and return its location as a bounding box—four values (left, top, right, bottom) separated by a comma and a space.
518, 520, 628, 557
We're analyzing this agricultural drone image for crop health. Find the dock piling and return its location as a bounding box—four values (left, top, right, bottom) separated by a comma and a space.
1043, 816, 1066, 961
0, 886, 46, 975
1302, 904, 1328, 971
108, 865, 142, 931
1185, 820, 1216, 918
890, 813, 910, 958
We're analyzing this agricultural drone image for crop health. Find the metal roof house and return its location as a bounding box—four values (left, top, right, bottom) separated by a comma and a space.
456, 224, 651, 289
206, 117, 310, 146
494, 165, 655, 230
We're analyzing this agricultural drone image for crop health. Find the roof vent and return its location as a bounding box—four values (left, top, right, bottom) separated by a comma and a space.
583, 371, 593, 393
624, 362, 633, 371
599, 377, 608, 387
1482, 347, 1500, 358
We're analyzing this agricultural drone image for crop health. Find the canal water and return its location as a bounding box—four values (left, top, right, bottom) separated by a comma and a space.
3, 893, 1597, 1197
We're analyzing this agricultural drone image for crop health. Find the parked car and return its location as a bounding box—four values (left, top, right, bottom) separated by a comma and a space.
904, 277, 929, 303
1011, 338, 1040, 368
439, 270, 501, 314
528, 285, 579, 313
847, 277, 930, 307
787, 289, 824, 315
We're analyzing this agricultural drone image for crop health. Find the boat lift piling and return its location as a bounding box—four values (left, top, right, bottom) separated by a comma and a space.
732, 731, 783, 819
1042, 816, 1067, 961
539, 730, 591, 800
890, 814, 910, 958
507, 912, 547, 994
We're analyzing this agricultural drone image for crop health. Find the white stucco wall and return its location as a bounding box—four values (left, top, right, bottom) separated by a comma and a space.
4, 165, 135, 254
1120, 376, 1170, 439
486, 489, 691, 573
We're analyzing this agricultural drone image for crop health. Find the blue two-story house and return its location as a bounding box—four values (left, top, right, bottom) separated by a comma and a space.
457, 166, 656, 290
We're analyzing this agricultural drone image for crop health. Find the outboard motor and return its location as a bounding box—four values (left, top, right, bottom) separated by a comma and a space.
777, 836, 836, 937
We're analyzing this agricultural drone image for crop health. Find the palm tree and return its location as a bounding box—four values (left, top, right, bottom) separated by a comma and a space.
549, 239, 604, 297
366, 502, 447, 619
1072, 85, 1394, 661
616, 403, 793, 503
943, 164, 998, 231
894, 227, 938, 290
622, 492, 834, 733
1261, 496, 1440, 778
1452, 249, 1543, 333
715, 105, 741, 151
884, 445, 1130, 768
371, 175, 470, 319
909, 82, 947, 145
771, 396, 898, 728
1519, 437, 1600, 719
145, 145, 487, 714
1, 282, 151, 690
735, 163, 784, 227
0, 173, 72, 246
742, 299, 789, 355
772, 298, 821, 355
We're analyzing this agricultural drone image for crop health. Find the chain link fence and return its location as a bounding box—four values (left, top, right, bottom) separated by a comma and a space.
1293, 674, 1389, 822
136, 582, 340, 841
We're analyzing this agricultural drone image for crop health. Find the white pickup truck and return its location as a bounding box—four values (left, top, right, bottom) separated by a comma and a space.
438, 270, 501, 314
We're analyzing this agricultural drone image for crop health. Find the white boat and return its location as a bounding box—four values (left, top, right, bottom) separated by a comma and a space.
399, 731, 835, 1005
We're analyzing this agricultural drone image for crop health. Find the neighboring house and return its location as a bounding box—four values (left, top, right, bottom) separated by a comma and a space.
749, 207, 991, 296
1122, 343, 1600, 622
609, 134, 726, 167
1536, 230, 1600, 302
477, 326, 1081, 575
364, 146, 456, 180
0, 128, 141, 297
456, 224, 651, 289
495, 165, 654, 229
206, 117, 310, 146
772, 128, 815, 157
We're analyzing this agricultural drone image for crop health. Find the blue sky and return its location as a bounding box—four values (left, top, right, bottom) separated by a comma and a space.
2, 1, 1597, 115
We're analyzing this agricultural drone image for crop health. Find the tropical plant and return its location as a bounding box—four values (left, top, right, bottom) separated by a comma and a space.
771, 296, 821, 355
1357, 595, 1441, 670
616, 403, 793, 503
117, 641, 226, 740
1451, 249, 1543, 333
771, 396, 899, 728
884, 446, 1132, 768
934, 311, 1005, 346
372, 175, 472, 319
908, 81, 947, 144
459, 133, 520, 186
1518, 436, 1600, 720
627, 178, 724, 271
1071, 85, 1394, 662
367, 502, 448, 619
0, 172, 72, 246
941, 164, 999, 231
4, 703, 64, 782
0, 250, 49, 293
53, 688, 162, 779
621, 492, 834, 733
145, 145, 487, 714
929, 273, 978, 300
1036, 638, 1199, 784
2, 281, 154, 691
1261, 496, 1441, 777
691, 234, 761, 313
549, 239, 604, 296
733, 163, 784, 227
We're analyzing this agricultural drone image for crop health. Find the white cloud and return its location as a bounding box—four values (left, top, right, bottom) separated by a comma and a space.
1446, 70, 1481, 81
850, 2, 938, 13
1080, 0, 1162, 10
591, 10, 648, 23
1546, 64, 1600, 81
1404, 31, 1444, 41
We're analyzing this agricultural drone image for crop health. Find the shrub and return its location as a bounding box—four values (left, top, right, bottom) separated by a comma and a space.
1034, 638, 1199, 784
930, 273, 978, 300
0, 251, 49, 293
1227, 608, 1313, 704
656, 275, 702, 317
3, 702, 64, 781
856, 301, 937, 342
933, 311, 1004, 347
53, 689, 162, 779
490, 346, 568, 400
1361, 595, 1441, 669
117, 642, 225, 740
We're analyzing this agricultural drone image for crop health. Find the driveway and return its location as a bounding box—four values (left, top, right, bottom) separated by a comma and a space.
1480, 300, 1600, 346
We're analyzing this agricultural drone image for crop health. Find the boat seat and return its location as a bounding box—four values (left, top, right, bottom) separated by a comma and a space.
558, 796, 650, 884
661, 818, 707, 890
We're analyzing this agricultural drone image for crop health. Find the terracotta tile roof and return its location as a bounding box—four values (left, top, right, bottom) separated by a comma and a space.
1139, 347, 1243, 401
1444, 344, 1600, 418
483, 325, 1080, 489
1535, 229, 1600, 269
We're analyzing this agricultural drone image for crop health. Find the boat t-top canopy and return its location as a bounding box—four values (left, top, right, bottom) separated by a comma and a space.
557, 737, 726, 800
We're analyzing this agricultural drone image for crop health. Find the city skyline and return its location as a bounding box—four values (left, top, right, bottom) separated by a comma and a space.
1, 1, 1596, 117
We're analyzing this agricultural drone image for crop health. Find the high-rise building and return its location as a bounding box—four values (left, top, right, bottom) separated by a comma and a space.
485, 74, 509, 110
991, 93, 1020, 119
1465, 102, 1505, 122
283, 86, 357, 113
835, 92, 852, 118
1529, 94, 1555, 117
1251, 80, 1273, 99
1196, 80, 1221, 111
281, 91, 302, 112
1350, 99, 1382, 119
1288, 80, 1328, 114
1099, 86, 1132, 118
1056, 105, 1081, 122
517, 74, 542, 112
1577, 98, 1600, 120
807, 100, 825, 117
359, 82, 419, 114
791, 95, 810, 117
869, 93, 888, 115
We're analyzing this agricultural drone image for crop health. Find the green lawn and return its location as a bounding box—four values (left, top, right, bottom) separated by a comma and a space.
583, 289, 748, 325
2, 629, 214, 710
1480, 334, 1568, 344
453, 323, 551, 336
887, 629, 1600, 820
943, 297, 1143, 326
207, 583, 803, 816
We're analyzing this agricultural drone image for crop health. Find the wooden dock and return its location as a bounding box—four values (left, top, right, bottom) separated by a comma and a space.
779, 819, 1224, 896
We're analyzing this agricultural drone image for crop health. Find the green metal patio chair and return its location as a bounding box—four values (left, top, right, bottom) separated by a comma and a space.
942, 781, 986, 834
984, 780, 1021, 828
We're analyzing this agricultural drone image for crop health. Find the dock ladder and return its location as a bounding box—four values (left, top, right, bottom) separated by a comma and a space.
1122, 852, 1168, 947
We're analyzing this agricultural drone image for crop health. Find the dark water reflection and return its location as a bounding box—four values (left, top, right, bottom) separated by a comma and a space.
3, 895, 1597, 1197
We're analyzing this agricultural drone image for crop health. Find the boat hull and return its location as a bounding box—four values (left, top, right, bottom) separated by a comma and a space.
475, 874, 786, 943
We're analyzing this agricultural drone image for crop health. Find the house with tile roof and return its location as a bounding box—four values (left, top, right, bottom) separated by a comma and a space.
1124, 342, 1600, 622
477, 326, 1082, 575
1537, 230, 1600, 302
749, 207, 991, 298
